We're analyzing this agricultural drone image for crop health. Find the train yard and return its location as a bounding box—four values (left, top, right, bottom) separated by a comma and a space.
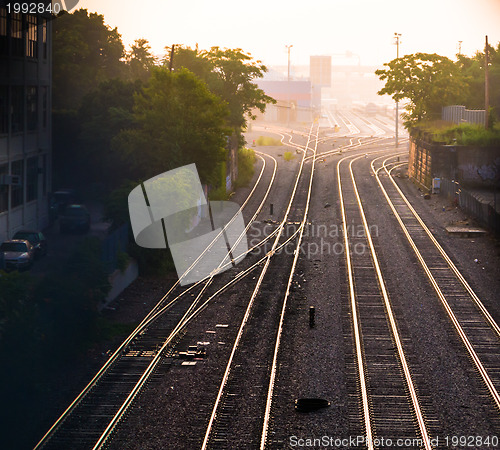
35, 111, 500, 449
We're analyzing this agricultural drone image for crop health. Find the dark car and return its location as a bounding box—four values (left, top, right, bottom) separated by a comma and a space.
12, 230, 47, 258
0, 239, 35, 270
60, 204, 91, 233
49, 189, 77, 221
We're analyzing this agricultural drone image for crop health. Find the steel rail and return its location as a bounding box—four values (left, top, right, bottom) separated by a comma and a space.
90, 147, 289, 449
337, 149, 432, 450
371, 156, 500, 411
93, 124, 318, 449
260, 120, 319, 450
34, 151, 275, 449
347, 153, 432, 449
201, 123, 319, 450
379, 156, 500, 339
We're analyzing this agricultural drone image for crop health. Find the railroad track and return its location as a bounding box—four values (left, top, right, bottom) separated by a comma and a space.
36, 124, 341, 449
200, 124, 319, 449
36, 118, 396, 449
35, 151, 280, 450
335, 152, 432, 449
373, 155, 500, 417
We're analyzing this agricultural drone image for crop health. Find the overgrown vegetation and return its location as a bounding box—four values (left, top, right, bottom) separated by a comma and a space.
284, 151, 295, 161
413, 121, 500, 146
256, 135, 283, 146
234, 147, 257, 188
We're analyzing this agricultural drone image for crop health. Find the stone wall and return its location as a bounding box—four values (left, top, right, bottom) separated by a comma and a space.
409, 136, 499, 190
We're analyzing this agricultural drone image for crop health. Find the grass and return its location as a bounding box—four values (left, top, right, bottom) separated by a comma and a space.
256, 135, 283, 146
283, 151, 295, 161
414, 121, 500, 146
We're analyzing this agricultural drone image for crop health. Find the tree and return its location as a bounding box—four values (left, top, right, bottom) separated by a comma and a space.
456, 42, 500, 119
204, 47, 274, 129
113, 67, 230, 185
77, 79, 142, 188
52, 9, 126, 110
376, 53, 469, 126
126, 39, 157, 82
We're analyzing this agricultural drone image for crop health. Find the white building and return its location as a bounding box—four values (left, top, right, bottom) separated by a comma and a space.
0, 8, 52, 242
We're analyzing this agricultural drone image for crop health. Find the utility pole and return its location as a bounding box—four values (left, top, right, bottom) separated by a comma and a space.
458, 40, 462, 56
286, 44, 293, 127
394, 33, 401, 148
169, 44, 175, 72
485, 35, 490, 129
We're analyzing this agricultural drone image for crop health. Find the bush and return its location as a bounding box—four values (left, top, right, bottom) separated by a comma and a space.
208, 185, 230, 201
234, 147, 257, 189
256, 135, 283, 146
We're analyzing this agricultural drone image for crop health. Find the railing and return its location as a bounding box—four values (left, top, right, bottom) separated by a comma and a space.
442, 105, 486, 126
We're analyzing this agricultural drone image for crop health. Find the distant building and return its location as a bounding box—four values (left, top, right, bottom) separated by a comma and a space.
0, 8, 52, 242
255, 80, 312, 123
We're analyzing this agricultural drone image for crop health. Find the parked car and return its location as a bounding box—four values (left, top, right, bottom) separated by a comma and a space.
12, 230, 47, 258
59, 204, 91, 233
0, 239, 35, 270
49, 189, 77, 222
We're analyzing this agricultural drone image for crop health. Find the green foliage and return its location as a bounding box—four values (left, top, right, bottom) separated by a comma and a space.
376, 53, 469, 127
77, 79, 142, 187
104, 180, 139, 229
256, 135, 283, 146
456, 42, 500, 116
416, 121, 500, 146
169, 46, 276, 129
203, 47, 276, 128
234, 147, 257, 189
52, 9, 126, 110
284, 151, 295, 161
116, 250, 130, 273
125, 38, 157, 82
208, 185, 230, 201
113, 67, 230, 185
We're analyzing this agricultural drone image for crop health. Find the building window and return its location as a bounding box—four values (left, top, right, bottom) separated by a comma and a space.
26, 156, 38, 202
27, 86, 37, 131
0, 85, 7, 134
0, 164, 8, 213
11, 86, 24, 133
26, 14, 37, 58
11, 13, 23, 57
41, 86, 48, 129
0, 7, 7, 56
10, 159, 24, 208
41, 18, 47, 59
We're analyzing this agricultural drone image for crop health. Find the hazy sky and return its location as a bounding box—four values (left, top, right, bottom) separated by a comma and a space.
76, 0, 500, 68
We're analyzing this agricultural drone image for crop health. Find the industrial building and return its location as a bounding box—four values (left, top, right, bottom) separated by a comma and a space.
0, 8, 52, 242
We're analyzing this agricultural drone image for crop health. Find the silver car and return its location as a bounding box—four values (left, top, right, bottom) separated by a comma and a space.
0, 239, 35, 270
